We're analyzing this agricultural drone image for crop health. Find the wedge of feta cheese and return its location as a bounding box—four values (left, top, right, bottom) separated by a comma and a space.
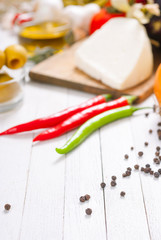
75, 18, 153, 90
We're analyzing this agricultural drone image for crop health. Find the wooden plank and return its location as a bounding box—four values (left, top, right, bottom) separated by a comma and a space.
0, 84, 39, 240
100, 109, 151, 240
63, 90, 107, 240
0, 29, 40, 240
19, 84, 68, 240
130, 96, 161, 240
30, 41, 160, 103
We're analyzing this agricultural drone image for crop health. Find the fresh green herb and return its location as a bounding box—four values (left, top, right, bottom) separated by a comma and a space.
65, 30, 75, 46
129, 0, 135, 6
106, 6, 122, 14
28, 47, 57, 64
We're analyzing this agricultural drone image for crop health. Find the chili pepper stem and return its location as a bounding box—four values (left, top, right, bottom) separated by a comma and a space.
102, 94, 112, 101
131, 106, 153, 115
133, 107, 152, 111
123, 95, 137, 105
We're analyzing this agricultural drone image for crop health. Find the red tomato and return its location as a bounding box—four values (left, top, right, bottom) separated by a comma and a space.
135, 0, 147, 4
89, 9, 125, 35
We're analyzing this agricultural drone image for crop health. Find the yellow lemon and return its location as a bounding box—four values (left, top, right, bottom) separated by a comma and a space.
5, 44, 27, 69
0, 50, 5, 69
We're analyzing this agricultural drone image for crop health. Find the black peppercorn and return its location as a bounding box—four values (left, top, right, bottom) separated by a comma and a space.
120, 191, 126, 197
85, 208, 92, 215
100, 182, 106, 189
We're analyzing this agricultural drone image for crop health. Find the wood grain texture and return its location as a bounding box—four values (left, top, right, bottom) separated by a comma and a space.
130, 96, 161, 240
0, 84, 38, 240
100, 104, 152, 240
1, 28, 161, 240
63, 91, 107, 240
30, 41, 160, 103
0, 30, 38, 240
19, 84, 68, 240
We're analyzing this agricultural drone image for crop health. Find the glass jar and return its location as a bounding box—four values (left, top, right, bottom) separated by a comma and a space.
0, 67, 25, 113
62, 0, 107, 7
18, 18, 71, 55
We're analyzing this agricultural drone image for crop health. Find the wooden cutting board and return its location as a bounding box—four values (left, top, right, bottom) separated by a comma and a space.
29, 41, 161, 103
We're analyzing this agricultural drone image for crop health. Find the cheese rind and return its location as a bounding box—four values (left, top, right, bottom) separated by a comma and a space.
75, 18, 153, 90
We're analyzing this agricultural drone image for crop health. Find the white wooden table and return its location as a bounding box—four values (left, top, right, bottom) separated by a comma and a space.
0, 30, 161, 240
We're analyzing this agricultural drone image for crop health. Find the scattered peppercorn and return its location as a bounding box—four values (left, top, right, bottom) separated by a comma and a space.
134, 164, 139, 170
153, 104, 157, 112
144, 168, 148, 174
124, 154, 129, 159
141, 167, 145, 172
85, 208, 92, 215
144, 168, 150, 174
156, 160, 160, 165
122, 173, 127, 178
127, 167, 132, 171
120, 191, 126, 197
156, 146, 160, 151
144, 142, 148, 146
157, 129, 161, 134
80, 196, 86, 203
158, 169, 161, 175
150, 170, 154, 175
126, 171, 131, 176
157, 129, 161, 140
145, 164, 150, 168
153, 158, 158, 163
149, 129, 153, 134
158, 122, 161, 127
4, 204, 11, 211
145, 113, 149, 117
85, 194, 91, 201
111, 181, 117, 187
100, 182, 106, 189
155, 152, 159, 156
138, 151, 143, 157
154, 172, 160, 178
131, 147, 134, 151
111, 176, 117, 181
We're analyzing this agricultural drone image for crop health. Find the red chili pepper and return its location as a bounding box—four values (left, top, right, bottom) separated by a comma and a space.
89, 9, 125, 35
33, 96, 136, 142
0, 94, 111, 136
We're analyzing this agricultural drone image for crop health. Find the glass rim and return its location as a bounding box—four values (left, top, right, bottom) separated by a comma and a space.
19, 17, 72, 37
0, 69, 25, 86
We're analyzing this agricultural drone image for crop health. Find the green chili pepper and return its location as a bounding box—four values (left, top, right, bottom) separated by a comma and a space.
56, 105, 150, 154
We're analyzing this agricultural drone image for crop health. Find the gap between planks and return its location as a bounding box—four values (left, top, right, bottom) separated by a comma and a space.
99, 130, 108, 240
130, 117, 152, 240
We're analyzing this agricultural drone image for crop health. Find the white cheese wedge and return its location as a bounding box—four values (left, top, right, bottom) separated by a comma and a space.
75, 18, 153, 90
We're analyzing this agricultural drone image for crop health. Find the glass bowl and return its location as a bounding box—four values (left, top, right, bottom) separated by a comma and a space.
0, 67, 25, 113
18, 18, 71, 55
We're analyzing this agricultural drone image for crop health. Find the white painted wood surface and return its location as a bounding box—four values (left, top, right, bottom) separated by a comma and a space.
0, 29, 161, 240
